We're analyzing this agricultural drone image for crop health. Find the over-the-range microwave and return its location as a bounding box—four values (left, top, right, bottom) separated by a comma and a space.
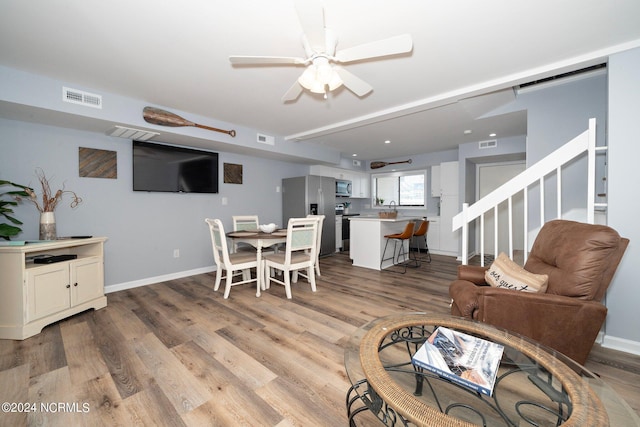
336, 179, 352, 197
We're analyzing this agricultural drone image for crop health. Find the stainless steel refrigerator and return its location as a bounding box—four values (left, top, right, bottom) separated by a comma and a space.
282, 175, 336, 257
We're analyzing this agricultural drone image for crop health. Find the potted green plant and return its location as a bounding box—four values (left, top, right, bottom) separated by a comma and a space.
0, 180, 31, 241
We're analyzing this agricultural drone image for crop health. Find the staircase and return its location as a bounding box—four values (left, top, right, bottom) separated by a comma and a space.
452, 118, 607, 265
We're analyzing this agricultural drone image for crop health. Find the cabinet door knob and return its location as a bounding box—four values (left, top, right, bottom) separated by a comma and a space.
74, 283, 78, 287
66, 284, 71, 288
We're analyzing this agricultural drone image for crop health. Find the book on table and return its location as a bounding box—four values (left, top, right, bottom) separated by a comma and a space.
412, 326, 504, 396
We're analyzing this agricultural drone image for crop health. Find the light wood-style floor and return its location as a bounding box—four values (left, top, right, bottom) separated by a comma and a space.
1, 252, 638, 426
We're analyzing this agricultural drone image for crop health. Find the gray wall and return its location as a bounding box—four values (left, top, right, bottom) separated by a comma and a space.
0, 65, 342, 166
1, 118, 307, 289
519, 73, 608, 230
357, 149, 458, 218
488, 73, 608, 231
453, 61, 638, 352
457, 135, 527, 254
607, 47, 640, 346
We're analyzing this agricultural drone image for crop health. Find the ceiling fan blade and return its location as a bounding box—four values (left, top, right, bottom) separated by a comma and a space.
294, 0, 326, 52
325, 28, 337, 56
335, 34, 413, 63
282, 80, 304, 102
229, 56, 306, 65
334, 67, 373, 97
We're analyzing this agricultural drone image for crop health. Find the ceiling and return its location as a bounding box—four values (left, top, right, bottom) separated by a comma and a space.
1, 0, 640, 162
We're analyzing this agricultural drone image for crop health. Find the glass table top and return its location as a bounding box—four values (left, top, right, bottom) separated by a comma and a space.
345, 313, 640, 427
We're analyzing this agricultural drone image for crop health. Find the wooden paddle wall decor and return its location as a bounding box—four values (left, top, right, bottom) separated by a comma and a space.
143, 107, 236, 137
370, 159, 412, 169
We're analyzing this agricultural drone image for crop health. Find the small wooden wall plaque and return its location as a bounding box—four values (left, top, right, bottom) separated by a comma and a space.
224, 163, 243, 184
79, 147, 117, 179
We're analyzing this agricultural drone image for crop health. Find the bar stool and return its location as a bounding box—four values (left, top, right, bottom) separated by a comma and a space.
412, 219, 431, 264
380, 222, 415, 273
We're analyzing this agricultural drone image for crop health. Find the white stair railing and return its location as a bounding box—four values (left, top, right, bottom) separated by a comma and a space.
453, 118, 604, 265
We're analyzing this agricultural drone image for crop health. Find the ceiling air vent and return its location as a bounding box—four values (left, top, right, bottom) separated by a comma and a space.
479, 139, 497, 149
107, 125, 159, 141
62, 87, 102, 109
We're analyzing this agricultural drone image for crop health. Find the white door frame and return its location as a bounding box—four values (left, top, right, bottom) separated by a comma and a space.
475, 161, 526, 257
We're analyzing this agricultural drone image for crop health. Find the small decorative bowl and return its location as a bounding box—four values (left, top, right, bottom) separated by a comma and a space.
259, 223, 277, 234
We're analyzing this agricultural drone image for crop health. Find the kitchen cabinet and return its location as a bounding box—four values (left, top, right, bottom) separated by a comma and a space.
431, 161, 458, 196
309, 165, 370, 198
426, 217, 440, 252
335, 215, 343, 251
351, 173, 370, 198
350, 216, 422, 270
428, 161, 460, 257
440, 161, 459, 196
309, 165, 338, 179
424, 214, 458, 256
439, 195, 460, 255
431, 165, 440, 197
0, 237, 107, 339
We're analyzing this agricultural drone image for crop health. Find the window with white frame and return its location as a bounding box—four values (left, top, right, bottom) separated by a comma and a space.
372, 170, 426, 207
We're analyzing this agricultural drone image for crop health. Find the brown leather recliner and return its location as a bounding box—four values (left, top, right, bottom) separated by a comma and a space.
449, 219, 629, 365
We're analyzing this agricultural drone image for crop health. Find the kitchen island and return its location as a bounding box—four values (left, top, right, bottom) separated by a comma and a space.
349, 216, 421, 270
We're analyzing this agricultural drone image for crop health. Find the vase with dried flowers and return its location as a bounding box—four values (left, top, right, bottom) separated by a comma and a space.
19, 169, 83, 240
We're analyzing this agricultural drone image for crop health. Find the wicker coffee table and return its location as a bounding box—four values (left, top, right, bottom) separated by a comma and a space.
345, 313, 639, 426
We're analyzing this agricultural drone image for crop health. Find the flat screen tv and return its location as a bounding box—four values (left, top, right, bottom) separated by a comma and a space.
132, 141, 219, 193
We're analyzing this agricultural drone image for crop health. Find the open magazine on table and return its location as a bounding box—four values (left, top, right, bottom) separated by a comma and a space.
412, 326, 504, 396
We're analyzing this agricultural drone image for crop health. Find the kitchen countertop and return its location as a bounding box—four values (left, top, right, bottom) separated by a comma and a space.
348, 215, 418, 222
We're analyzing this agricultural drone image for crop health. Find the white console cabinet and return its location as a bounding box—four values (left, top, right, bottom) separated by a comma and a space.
0, 237, 107, 340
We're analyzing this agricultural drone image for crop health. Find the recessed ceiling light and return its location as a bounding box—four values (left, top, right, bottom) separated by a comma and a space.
384, 140, 391, 144
490, 133, 496, 137
464, 130, 472, 135
352, 153, 357, 157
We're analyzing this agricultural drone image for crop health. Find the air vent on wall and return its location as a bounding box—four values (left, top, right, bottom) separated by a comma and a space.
256, 133, 275, 145
516, 64, 606, 94
107, 125, 159, 141
62, 87, 102, 109
479, 139, 497, 149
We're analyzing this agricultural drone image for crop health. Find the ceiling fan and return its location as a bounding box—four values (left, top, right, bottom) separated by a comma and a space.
229, 1, 413, 102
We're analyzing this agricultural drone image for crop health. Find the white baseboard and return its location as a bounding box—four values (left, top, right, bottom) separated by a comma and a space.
601, 334, 640, 357
105, 266, 216, 294
429, 249, 458, 257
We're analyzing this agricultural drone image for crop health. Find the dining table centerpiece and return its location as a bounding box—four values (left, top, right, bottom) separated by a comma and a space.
20, 169, 83, 240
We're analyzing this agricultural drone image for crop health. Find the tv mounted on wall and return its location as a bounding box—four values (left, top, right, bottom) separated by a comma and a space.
132, 141, 219, 193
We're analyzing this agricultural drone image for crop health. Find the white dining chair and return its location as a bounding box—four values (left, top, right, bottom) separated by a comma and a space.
307, 214, 325, 276
262, 217, 318, 299
292, 214, 324, 283
232, 215, 259, 253
205, 218, 259, 299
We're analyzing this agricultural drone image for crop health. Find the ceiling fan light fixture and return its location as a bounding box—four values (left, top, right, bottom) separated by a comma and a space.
298, 57, 343, 95
230, 3, 412, 102
298, 66, 317, 90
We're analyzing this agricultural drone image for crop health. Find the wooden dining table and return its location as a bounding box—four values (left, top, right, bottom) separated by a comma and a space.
226, 229, 287, 296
